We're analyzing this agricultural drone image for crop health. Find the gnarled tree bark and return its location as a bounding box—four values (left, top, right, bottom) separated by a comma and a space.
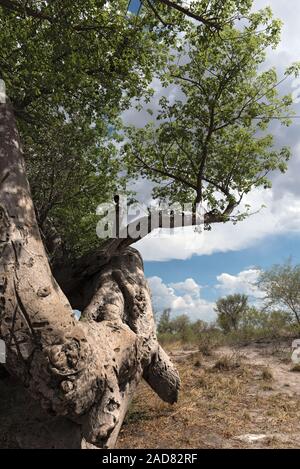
0, 101, 180, 448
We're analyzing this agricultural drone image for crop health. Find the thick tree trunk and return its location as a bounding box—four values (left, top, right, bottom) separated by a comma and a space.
0, 101, 180, 448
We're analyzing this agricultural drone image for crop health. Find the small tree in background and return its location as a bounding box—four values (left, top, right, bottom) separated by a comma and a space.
157, 308, 173, 334
171, 315, 192, 342
215, 294, 249, 333
259, 261, 300, 325
193, 319, 208, 335
157, 312, 192, 343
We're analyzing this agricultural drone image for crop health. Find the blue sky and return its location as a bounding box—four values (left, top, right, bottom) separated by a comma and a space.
122, 0, 300, 321
128, 0, 142, 14
144, 233, 300, 300
143, 233, 300, 321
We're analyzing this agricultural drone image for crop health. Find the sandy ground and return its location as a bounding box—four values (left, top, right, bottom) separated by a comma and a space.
117, 341, 300, 449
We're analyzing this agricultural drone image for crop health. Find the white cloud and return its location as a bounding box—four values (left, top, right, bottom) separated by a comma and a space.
148, 276, 215, 322
254, 0, 300, 63
137, 188, 300, 261
148, 268, 268, 324
148, 265, 272, 323
215, 269, 264, 300
147, 275, 175, 312
169, 278, 200, 296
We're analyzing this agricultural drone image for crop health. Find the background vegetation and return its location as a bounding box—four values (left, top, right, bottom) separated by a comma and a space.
157, 261, 300, 350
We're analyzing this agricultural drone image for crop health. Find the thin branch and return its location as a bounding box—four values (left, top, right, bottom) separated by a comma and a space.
132, 150, 198, 190
0, 0, 52, 21
144, 0, 169, 26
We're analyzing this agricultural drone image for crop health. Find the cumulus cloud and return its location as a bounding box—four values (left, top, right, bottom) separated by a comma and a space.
169, 278, 201, 296
147, 276, 175, 312
148, 268, 268, 323
215, 269, 264, 300
147, 276, 215, 322
137, 187, 300, 261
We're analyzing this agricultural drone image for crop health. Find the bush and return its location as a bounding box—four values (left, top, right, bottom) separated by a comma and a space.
261, 367, 273, 381
215, 294, 248, 333
213, 354, 241, 371
157, 305, 298, 350
157, 311, 209, 346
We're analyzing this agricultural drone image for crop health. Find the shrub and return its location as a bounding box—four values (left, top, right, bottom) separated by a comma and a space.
213, 354, 241, 371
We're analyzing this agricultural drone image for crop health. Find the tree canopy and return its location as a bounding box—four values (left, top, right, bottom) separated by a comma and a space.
259, 261, 300, 325
123, 5, 298, 227
0, 0, 298, 259
215, 294, 248, 333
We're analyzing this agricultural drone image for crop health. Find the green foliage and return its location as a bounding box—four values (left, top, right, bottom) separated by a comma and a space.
123, 2, 297, 225
157, 262, 300, 348
157, 308, 172, 334
0, 1, 297, 258
0, 1, 167, 122
24, 114, 125, 258
0, 0, 170, 259
236, 307, 295, 341
171, 314, 192, 342
215, 294, 248, 333
258, 261, 300, 325
157, 305, 296, 348
157, 310, 205, 344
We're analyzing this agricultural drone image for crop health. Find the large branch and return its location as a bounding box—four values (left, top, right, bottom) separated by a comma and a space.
53, 199, 237, 317
100, 202, 238, 255
0, 101, 179, 448
156, 0, 221, 29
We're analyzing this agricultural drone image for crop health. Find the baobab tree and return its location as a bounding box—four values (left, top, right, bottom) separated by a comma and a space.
0, 0, 298, 448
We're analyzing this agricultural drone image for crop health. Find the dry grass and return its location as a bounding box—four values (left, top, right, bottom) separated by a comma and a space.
291, 364, 300, 372
117, 347, 300, 449
1, 343, 299, 449
261, 367, 274, 381
212, 353, 241, 372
